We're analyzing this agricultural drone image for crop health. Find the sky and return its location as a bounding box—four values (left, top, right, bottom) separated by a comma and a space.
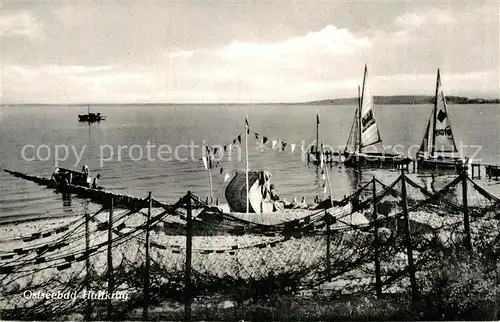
1, 0, 499, 104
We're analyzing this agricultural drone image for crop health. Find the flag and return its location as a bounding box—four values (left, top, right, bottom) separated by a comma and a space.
245, 117, 250, 134
202, 157, 208, 170
224, 173, 231, 182
291, 143, 296, 153
272, 140, 278, 149
263, 136, 268, 144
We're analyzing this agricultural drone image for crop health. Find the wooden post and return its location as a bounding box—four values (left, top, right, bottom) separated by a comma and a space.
143, 192, 152, 320
400, 170, 418, 302
107, 197, 114, 320
85, 205, 92, 320
184, 192, 193, 321
462, 169, 472, 252
372, 176, 382, 297
325, 211, 331, 281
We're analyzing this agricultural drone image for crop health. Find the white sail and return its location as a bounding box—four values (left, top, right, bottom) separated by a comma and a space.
360, 66, 381, 148
418, 113, 434, 157
432, 70, 457, 154
345, 107, 360, 152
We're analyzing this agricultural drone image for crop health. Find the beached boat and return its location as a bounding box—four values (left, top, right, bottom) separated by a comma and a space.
218, 170, 367, 228
78, 105, 106, 123
214, 117, 366, 226
416, 69, 466, 171
343, 65, 407, 168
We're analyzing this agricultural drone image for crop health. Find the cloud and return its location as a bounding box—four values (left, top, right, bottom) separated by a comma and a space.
394, 9, 454, 28
1, 4, 498, 104
1, 11, 44, 40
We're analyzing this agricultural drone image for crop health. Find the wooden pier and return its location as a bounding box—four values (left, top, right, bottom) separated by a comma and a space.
305, 156, 499, 179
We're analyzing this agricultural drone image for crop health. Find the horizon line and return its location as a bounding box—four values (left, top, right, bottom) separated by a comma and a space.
2, 94, 499, 106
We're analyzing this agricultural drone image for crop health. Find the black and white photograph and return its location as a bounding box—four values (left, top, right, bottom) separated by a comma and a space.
0, 0, 499, 320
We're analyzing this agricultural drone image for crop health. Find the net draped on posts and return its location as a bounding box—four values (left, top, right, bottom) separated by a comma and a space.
1, 171, 500, 320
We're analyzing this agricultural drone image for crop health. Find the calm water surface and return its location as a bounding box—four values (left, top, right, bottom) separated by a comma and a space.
0, 104, 499, 223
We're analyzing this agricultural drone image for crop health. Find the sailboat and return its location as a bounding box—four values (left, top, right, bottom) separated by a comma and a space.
416, 69, 466, 171
343, 65, 406, 168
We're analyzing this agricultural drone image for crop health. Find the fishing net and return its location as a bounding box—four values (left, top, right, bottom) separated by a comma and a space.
2, 172, 500, 319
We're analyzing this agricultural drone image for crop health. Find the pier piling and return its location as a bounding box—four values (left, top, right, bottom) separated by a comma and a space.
143, 192, 152, 320
400, 170, 418, 302
184, 192, 193, 322
107, 197, 114, 320
372, 176, 382, 297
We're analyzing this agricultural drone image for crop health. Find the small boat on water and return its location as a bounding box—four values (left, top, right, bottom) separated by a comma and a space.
52, 166, 93, 188
78, 105, 106, 123
343, 65, 408, 168
3, 169, 154, 209
416, 69, 466, 171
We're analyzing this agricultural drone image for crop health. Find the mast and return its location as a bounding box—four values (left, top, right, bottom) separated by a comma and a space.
316, 114, 319, 153
431, 69, 440, 157
357, 85, 362, 153
359, 64, 368, 152
322, 141, 334, 201
245, 116, 249, 214
208, 154, 213, 203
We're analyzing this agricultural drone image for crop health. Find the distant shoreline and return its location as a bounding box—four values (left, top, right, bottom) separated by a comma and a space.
1, 95, 499, 106
301, 95, 500, 105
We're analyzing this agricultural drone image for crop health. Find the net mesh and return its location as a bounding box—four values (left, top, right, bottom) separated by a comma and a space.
1, 172, 500, 319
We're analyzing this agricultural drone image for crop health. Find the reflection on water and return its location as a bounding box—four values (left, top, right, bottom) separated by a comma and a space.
62, 192, 72, 209
345, 167, 365, 194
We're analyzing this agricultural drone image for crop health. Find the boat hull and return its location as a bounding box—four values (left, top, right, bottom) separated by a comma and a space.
78, 113, 106, 122
416, 157, 466, 172
307, 150, 341, 165
343, 152, 410, 168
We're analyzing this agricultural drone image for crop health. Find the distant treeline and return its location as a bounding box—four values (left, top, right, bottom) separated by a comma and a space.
304, 95, 500, 105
